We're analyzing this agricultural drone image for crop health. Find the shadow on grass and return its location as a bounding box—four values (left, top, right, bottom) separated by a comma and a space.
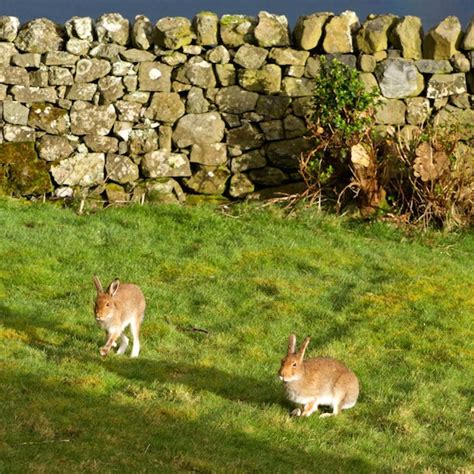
2, 367, 377, 473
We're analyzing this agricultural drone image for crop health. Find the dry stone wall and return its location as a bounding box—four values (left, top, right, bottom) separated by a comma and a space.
0, 11, 473, 203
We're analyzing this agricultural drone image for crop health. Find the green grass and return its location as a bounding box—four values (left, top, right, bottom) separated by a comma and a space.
0, 198, 473, 473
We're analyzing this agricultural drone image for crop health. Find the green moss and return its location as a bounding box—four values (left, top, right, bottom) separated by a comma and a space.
220, 15, 254, 27
0, 142, 53, 196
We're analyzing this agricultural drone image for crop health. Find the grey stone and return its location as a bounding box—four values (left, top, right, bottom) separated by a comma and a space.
144, 92, 185, 123
415, 59, 453, 73
359, 55, 377, 72
120, 48, 156, 62
75, 58, 111, 83
98, 76, 125, 102
190, 143, 227, 166
50, 152, 105, 186
206, 45, 230, 64
434, 105, 474, 138
159, 125, 173, 150
89, 43, 126, 61
184, 165, 230, 195
215, 86, 259, 114
359, 72, 380, 93
29, 70, 49, 87
215, 64, 236, 86
256, 95, 291, 118
0, 43, 18, 67
175, 56, 216, 89
128, 128, 158, 154
3, 125, 35, 142
66, 83, 97, 101
138, 62, 172, 92
219, 15, 256, 48
44, 52, 79, 66
3, 101, 29, 125
406, 97, 431, 125
132, 15, 154, 50
65, 16, 94, 41
266, 137, 312, 168
375, 59, 424, 98
304, 57, 321, 78
142, 150, 191, 178
28, 103, 70, 135
229, 173, 255, 198
226, 122, 265, 150
260, 120, 285, 141
111, 61, 135, 76
283, 115, 306, 139
281, 77, 314, 97
268, 47, 309, 65
463, 17, 474, 50
155, 17, 195, 50
66, 39, 90, 56
11, 53, 41, 68
173, 112, 225, 148
451, 53, 470, 73
105, 183, 130, 204
254, 11, 290, 47
293, 13, 332, 50
160, 51, 187, 67
15, 18, 64, 53
70, 101, 116, 136
11, 85, 58, 103
323, 15, 353, 54
194, 12, 219, 46
426, 73, 467, 99
231, 149, 267, 172
248, 167, 287, 185
374, 98, 406, 124
355, 15, 398, 54
0, 67, 29, 86
95, 13, 130, 46
49, 67, 74, 86
0, 16, 20, 41
325, 53, 357, 69
115, 101, 142, 122
423, 16, 462, 59
238, 64, 282, 94
391, 16, 423, 59
449, 93, 471, 109
106, 154, 139, 183
186, 87, 210, 114
234, 44, 268, 69
37, 135, 74, 161
83, 135, 119, 153
143, 178, 185, 204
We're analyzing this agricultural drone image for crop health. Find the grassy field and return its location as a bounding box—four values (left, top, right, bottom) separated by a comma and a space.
0, 197, 473, 473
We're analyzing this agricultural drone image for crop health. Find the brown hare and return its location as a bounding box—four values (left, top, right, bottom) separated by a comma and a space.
279, 334, 359, 417
93, 275, 146, 358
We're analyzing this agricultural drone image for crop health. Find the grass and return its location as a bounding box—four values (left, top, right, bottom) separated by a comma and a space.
0, 197, 473, 473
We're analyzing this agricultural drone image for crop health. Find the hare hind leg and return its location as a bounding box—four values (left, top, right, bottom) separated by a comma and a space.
130, 314, 142, 358
116, 333, 129, 355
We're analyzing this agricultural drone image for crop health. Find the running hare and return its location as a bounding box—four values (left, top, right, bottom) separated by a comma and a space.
278, 334, 359, 417
93, 275, 146, 358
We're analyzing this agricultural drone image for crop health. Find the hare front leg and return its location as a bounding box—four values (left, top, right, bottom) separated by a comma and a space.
101, 331, 121, 357
301, 400, 318, 417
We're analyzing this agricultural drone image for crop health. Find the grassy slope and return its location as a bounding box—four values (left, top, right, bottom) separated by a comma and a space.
0, 198, 472, 473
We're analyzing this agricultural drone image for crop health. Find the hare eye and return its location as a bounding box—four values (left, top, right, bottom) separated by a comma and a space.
292, 362, 297, 368
105, 303, 110, 307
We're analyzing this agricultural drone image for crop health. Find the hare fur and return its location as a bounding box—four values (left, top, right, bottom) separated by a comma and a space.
279, 334, 359, 417
93, 275, 146, 358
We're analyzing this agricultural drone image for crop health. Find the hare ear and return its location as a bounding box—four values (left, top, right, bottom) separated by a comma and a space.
108, 279, 120, 297
298, 336, 311, 360
93, 275, 103, 294
288, 334, 297, 354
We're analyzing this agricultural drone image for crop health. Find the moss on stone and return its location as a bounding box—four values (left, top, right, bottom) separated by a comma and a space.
0, 142, 53, 196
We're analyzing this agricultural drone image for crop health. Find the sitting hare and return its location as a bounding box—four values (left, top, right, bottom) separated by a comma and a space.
93, 275, 146, 358
278, 334, 359, 417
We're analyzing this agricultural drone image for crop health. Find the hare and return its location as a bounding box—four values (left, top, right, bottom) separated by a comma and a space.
93, 275, 146, 358
278, 334, 359, 417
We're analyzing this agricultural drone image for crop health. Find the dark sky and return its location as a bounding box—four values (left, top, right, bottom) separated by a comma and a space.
1, 0, 472, 30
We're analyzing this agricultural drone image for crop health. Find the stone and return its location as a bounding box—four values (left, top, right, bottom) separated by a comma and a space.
323, 15, 353, 54
375, 59, 424, 98
186, 87, 209, 114
75, 58, 111, 83
374, 98, 406, 124
326, 53, 357, 69
66, 39, 90, 56
3, 125, 35, 142
65, 16, 94, 41
238, 64, 282, 94
50, 152, 105, 186
194, 12, 219, 46
434, 105, 474, 139
281, 77, 314, 97
142, 150, 192, 178
89, 43, 126, 61
229, 173, 255, 198
10, 86, 57, 103
0, 43, 18, 67
206, 45, 230, 64
28, 103, 70, 135
111, 61, 135, 76
12, 53, 41, 68
266, 137, 312, 169
215, 86, 259, 114
37, 135, 74, 161
175, 56, 216, 89
234, 44, 268, 69
95, 13, 130, 46
219, 15, 257, 48
226, 122, 265, 150
215, 64, 236, 86
144, 92, 185, 123
105, 183, 129, 203
184, 165, 230, 194
283, 115, 306, 139
138, 62, 172, 92
415, 59, 453, 73
15, 18, 64, 53
132, 15, 155, 50
451, 53, 471, 73
155, 17, 195, 50
0, 16, 20, 41
119, 49, 155, 63
248, 167, 287, 185
3, 101, 29, 126
423, 16, 462, 59
449, 93, 471, 109
106, 154, 139, 183
254, 11, 290, 47
115, 101, 142, 122
256, 95, 291, 118
143, 178, 185, 203
83, 135, 119, 153
0, 142, 52, 195
98, 76, 125, 102
173, 112, 225, 148
70, 101, 116, 136
190, 143, 227, 166
231, 149, 266, 172
29, 71, 49, 87
391, 16, 423, 59
66, 83, 97, 101
359, 73, 380, 93
247, 182, 306, 201
293, 13, 332, 50
463, 17, 474, 50
406, 97, 431, 125
355, 15, 398, 54
44, 52, 79, 66
260, 120, 285, 141
304, 57, 321, 78
49, 67, 74, 86
128, 128, 158, 154
0, 67, 29, 86
426, 73, 467, 99
268, 48, 309, 65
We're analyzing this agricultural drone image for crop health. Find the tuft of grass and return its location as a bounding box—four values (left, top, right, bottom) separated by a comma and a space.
0, 197, 473, 472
